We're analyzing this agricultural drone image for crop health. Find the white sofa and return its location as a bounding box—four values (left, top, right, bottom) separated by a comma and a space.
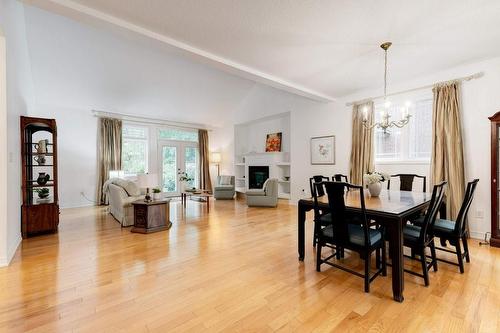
103, 178, 144, 227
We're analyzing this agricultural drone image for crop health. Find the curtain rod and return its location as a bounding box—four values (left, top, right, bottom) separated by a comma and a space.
346, 72, 484, 107
92, 110, 213, 131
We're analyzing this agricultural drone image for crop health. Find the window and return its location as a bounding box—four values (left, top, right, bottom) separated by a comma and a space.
122, 124, 148, 175
158, 128, 198, 142
374, 92, 432, 162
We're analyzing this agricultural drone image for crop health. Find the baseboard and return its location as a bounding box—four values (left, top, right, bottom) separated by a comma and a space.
60, 203, 96, 209
0, 234, 21, 267
469, 230, 488, 241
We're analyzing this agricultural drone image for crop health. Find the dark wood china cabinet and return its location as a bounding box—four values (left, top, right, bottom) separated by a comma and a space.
20, 116, 59, 238
489, 112, 500, 247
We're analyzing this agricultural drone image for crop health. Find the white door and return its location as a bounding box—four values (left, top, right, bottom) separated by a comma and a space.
159, 141, 199, 195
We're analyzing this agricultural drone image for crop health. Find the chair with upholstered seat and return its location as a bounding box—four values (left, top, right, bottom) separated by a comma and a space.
246, 178, 278, 207
309, 176, 330, 246
213, 175, 235, 199
316, 181, 386, 292
413, 179, 478, 273
401, 181, 446, 286
333, 174, 349, 183
388, 174, 426, 192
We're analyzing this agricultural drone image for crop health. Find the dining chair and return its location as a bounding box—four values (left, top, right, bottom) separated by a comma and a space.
310, 176, 330, 246
387, 174, 426, 192
401, 181, 446, 286
414, 179, 479, 273
333, 174, 349, 183
316, 181, 386, 293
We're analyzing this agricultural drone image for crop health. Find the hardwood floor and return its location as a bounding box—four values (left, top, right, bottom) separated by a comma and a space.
1, 198, 499, 332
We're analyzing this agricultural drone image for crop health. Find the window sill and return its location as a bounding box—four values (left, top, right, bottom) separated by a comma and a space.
375, 160, 430, 165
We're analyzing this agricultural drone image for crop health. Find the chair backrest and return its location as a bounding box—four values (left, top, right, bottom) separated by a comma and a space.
387, 174, 426, 192
333, 174, 349, 182
323, 181, 371, 248
217, 175, 235, 186
418, 181, 447, 242
454, 179, 479, 235
309, 175, 329, 197
264, 178, 278, 198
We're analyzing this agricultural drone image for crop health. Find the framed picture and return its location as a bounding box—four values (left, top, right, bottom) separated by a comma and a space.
310, 135, 335, 165
265, 132, 282, 152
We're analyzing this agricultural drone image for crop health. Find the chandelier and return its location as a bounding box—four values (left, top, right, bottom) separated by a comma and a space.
363, 42, 411, 134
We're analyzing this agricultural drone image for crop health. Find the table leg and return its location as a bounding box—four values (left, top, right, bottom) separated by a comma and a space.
207, 196, 210, 213
298, 201, 306, 261
388, 217, 405, 302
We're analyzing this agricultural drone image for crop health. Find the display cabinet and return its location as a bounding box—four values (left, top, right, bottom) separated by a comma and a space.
489, 111, 500, 247
20, 116, 59, 238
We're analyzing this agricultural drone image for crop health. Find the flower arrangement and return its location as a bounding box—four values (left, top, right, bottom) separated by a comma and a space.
177, 169, 193, 182
363, 171, 389, 185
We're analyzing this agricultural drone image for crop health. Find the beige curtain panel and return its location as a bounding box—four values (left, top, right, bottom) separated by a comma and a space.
431, 82, 465, 225
199, 129, 213, 192
97, 117, 122, 205
349, 101, 375, 185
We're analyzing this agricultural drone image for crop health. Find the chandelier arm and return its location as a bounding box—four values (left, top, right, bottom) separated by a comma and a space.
363, 122, 378, 130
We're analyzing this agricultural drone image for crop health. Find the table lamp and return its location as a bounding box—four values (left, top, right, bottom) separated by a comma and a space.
211, 152, 222, 176
137, 173, 157, 202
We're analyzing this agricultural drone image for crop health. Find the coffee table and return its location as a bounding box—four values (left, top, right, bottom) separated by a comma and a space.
181, 190, 212, 212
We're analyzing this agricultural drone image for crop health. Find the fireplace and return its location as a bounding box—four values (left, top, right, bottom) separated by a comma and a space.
248, 166, 269, 189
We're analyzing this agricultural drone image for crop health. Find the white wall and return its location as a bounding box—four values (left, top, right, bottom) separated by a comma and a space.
0, 0, 35, 266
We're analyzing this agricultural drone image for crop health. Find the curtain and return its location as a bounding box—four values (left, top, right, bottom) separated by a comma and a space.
199, 129, 213, 192
97, 118, 122, 205
349, 101, 375, 185
431, 82, 465, 224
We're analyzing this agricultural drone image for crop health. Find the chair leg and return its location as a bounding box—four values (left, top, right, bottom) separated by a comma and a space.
456, 238, 465, 274
420, 248, 429, 286
382, 241, 387, 276
316, 240, 323, 272
462, 235, 470, 263
364, 253, 371, 293
313, 223, 318, 247
429, 241, 438, 272
376, 248, 381, 269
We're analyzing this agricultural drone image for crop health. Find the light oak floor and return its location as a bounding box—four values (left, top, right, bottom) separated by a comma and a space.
1, 199, 500, 332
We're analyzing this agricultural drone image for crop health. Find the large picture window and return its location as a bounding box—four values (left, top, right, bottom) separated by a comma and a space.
122, 124, 149, 175
374, 92, 432, 162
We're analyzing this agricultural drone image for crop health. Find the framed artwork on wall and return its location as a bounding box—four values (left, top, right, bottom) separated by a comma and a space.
310, 135, 335, 165
265, 132, 282, 152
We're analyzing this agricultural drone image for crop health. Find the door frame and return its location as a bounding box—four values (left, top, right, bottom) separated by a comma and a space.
158, 139, 199, 196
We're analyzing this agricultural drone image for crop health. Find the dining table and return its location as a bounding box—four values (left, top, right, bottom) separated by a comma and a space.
297, 189, 431, 302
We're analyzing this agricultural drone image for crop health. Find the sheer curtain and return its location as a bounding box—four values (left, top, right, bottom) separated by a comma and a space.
431, 82, 465, 224
199, 129, 213, 192
97, 118, 122, 205
349, 101, 375, 185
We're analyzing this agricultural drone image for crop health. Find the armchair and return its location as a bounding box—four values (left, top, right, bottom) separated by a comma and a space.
214, 175, 235, 199
246, 178, 278, 207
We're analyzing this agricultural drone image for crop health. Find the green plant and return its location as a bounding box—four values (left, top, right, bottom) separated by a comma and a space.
152, 188, 161, 194
34, 188, 50, 198
177, 169, 193, 182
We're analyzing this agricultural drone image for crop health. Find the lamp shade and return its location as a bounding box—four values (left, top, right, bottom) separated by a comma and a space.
211, 152, 222, 163
137, 173, 157, 188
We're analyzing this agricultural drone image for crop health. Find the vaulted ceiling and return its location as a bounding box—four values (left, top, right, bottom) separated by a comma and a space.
24, 0, 500, 100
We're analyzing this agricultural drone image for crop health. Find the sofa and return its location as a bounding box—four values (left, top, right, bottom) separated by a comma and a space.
103, 178, 144, 226
214, 175, 236, 199
246, 178, 279, 207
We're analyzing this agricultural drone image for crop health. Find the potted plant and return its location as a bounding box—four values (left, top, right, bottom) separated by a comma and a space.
363, 172, 389, 197
33, 188, 50, 202
152, 188, 162, 200
177, 169, 194, 193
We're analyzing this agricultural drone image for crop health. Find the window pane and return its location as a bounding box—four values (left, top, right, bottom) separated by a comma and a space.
162, 147, 177, 192
185, 147, 199, 189
123, 126, 147, 139
122, 140, 147, 174
159, 128, 198, 142
374, 105, 403, 160
409, 98, 432, 159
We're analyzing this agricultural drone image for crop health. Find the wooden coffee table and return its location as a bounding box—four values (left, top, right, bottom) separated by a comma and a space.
181, 190, 212, 212
131, 199, 172, 233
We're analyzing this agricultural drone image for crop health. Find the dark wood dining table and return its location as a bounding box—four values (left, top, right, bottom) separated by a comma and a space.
298, 190, 431, 302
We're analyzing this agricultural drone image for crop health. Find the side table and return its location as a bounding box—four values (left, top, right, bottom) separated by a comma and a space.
131, 199, 172, 233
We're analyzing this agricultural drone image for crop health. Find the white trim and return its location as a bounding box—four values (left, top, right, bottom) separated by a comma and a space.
24, 0, 334, 102
0, 33, 7, 266
0, 235, 21, 267
375, 160, 430, 165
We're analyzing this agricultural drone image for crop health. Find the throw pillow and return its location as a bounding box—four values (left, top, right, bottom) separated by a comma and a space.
220, 176, 232, 185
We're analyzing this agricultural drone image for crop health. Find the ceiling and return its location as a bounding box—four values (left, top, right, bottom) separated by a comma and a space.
24, 0, 500, 100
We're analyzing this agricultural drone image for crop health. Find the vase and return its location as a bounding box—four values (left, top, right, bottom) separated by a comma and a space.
368, 182, 382, 197
37, 172, 50, 185
153, 192, 163, 200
